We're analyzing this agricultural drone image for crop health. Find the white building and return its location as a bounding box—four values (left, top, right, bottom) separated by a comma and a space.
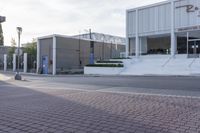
126, 0, 200, 58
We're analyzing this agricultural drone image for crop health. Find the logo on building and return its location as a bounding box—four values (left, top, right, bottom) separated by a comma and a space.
176, 4, 200, 17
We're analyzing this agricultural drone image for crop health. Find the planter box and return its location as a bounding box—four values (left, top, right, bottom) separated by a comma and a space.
84, 66, 124, 75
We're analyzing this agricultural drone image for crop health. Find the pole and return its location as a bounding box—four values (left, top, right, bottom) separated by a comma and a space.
78, 31, 81, 68
187, 32, 189, 58
89, 29, 92, 40
17, 31, 20, 74
15, 27, 22, 80
110, 42, 112, 59
102, 34, 105, 60
89, 29, 94, 64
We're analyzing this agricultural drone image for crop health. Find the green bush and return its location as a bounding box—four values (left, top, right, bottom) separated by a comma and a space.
86, 64, 124, 67
96, 61, 123, 63
111, 57, 131, 59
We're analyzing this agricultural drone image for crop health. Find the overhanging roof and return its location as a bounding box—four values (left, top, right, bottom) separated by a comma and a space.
127, 0, 183, 12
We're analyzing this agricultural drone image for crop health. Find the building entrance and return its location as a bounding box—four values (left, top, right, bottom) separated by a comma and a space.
186, 31, 200, 58
188, 41, 200, 58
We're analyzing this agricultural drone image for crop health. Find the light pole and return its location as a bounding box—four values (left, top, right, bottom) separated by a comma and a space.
15, 27, 22, 80
84, 29, 94, 64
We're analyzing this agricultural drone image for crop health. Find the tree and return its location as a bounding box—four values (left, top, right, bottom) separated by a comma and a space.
0, 23, 4, 45
11, 38, 17, 47
23, 38, 37, 56
23, 39, 37, 71
8, 38, 17, 58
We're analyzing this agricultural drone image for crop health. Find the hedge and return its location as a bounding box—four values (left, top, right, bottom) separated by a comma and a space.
96, 61, 123, 63
86, 64, 124, 67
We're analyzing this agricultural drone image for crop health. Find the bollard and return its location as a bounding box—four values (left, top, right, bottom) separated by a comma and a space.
24, 53, 27, 73
13, 54, 16, 72
4, 54, 7, 71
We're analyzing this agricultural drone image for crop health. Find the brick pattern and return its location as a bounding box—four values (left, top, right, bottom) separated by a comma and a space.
0, 83, 200, 133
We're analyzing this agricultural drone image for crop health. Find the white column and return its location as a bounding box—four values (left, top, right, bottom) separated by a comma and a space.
126, 38, 129, 57
53, 36, 56, 75
13, 54, 16, 72
36, 39, 40, 73
4, 54, 7, 71
171, 0, 176, 57
187, 32, 189, 57
140, 37, 148, 54
135, 9, 139, 58
125, 10, 129, 57
23, 53, 27, 73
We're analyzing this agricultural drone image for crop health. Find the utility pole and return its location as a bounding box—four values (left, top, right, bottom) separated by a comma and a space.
78, 31, 81, 68
89, 29, 94, 64
102, 34, 105, 60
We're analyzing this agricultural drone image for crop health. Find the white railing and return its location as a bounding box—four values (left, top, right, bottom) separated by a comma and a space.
162, 57, 172, 67
188, 57, 197, 68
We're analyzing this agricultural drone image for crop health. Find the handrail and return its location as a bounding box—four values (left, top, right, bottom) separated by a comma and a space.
188, 57, 197, 68
162, 57, 172, 67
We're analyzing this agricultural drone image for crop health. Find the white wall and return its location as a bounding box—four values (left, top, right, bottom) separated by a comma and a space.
127, 0, 200, 37
84, 67, 124, 75
175, 0, 200, 29
127, 11, 136, 37
127, 2, 171, 37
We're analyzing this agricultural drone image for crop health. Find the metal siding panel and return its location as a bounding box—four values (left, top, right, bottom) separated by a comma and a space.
138, 3, 171, 35
138, 10, 143, 33
149, 8, 154, 32
155, 7, 159, 32
146, 9, 150, 32
127, 11, 136, 36
166, 4, 171, 30
175, 0, 200, 29
132, 12, 136, 35
127, 13, 131, 36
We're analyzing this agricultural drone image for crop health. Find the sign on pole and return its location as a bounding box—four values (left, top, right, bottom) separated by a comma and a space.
15, 49, 23, 56
0, 16, 6, 23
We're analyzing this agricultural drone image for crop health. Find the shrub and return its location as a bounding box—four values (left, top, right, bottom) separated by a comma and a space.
86, 64, 124, 67
96, 61, 123, 64
111, 57, 131, 59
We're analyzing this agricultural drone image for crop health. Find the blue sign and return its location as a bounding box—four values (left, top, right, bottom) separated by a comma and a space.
89, 53, 94, 64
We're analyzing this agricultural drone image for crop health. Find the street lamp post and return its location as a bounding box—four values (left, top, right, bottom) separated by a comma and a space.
83, 29, 94, 64
15, 27, 22, 80
89, 29, 94, 64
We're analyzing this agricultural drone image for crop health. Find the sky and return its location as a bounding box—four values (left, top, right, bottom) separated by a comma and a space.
0, 0, 165, 46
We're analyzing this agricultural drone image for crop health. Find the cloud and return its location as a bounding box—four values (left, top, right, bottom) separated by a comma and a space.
0, 0, 165, 46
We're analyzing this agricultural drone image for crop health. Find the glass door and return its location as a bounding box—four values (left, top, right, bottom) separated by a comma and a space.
188, 41, 200, 58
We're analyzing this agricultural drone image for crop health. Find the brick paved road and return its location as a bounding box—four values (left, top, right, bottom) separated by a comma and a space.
0, 80, 200, 133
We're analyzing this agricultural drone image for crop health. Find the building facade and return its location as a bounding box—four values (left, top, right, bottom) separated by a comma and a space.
126, 0, 200, 58
37, 34, 125, 75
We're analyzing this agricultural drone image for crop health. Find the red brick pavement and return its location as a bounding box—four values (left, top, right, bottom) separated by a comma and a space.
0, 83, 200, 133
